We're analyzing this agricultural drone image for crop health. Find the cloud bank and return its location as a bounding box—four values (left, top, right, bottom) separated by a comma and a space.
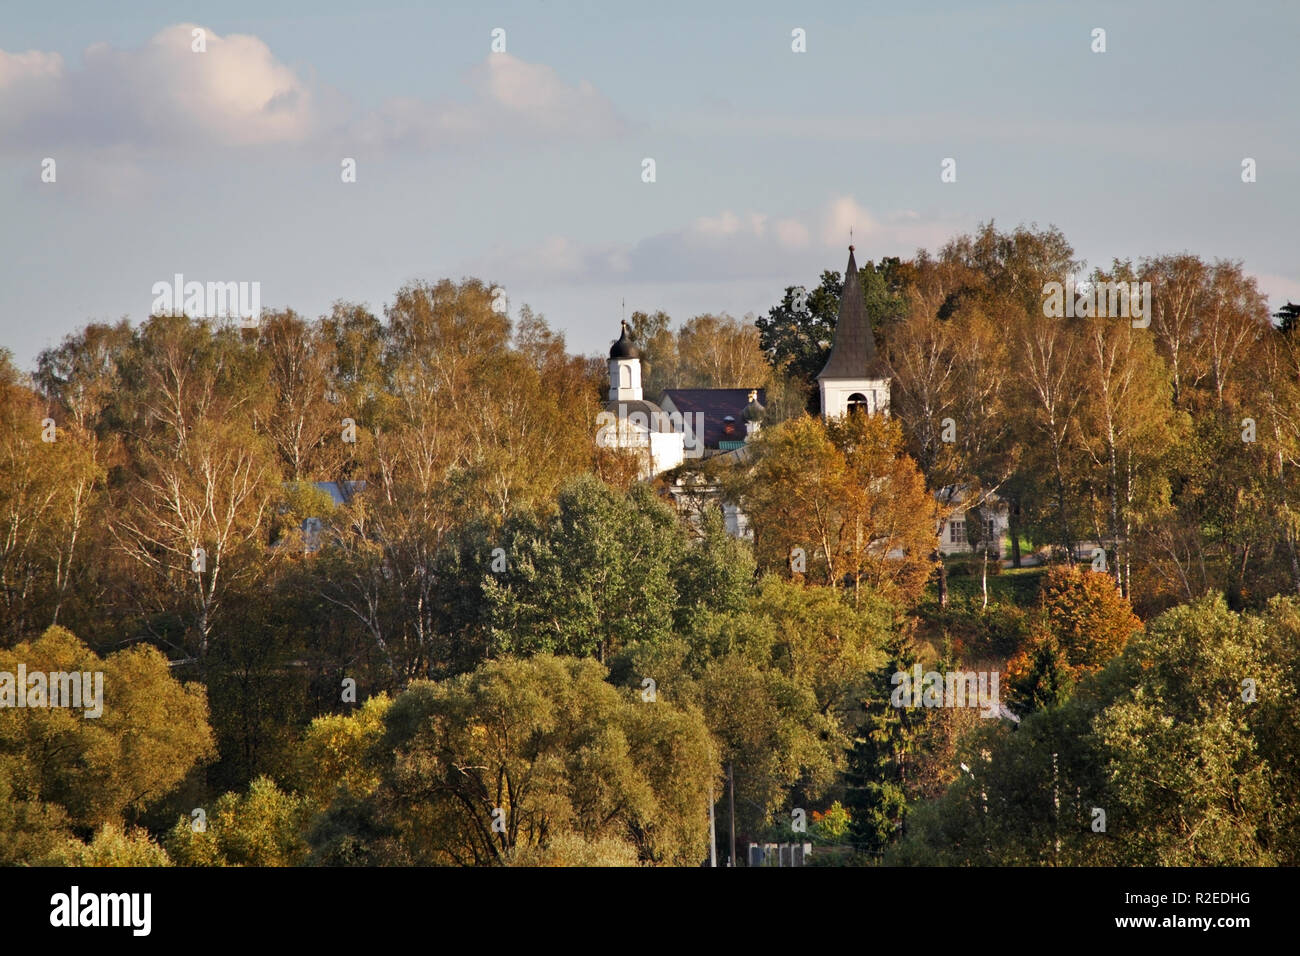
0, 24, 623, 153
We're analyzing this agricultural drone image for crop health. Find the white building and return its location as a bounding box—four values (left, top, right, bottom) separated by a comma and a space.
817, 245, 892, 420
598, 245, 897, 540
597, 320, 686, 479
935, 487, 1011, 558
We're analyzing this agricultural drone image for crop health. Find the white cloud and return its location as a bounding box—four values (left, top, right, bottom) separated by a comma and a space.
534, 236, 587, 276
465, 196, 963, 288
0, 49, 64, 132
0, 25, 317, 149
0, 27, 622, 153
471, 54, 621, 134
821, 196, 877, 247
0, 48, 62, 91
311, 51, 624, 151
693, 211, 744, 238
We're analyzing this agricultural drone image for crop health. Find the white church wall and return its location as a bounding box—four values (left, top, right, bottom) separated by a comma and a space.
819, 379, 891, 419
649, 430, 686, 476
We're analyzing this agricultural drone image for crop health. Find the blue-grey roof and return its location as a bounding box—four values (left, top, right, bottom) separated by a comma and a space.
311, 480, 365, 507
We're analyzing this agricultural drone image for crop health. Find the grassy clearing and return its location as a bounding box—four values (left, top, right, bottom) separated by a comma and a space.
927, 561, 1046, 609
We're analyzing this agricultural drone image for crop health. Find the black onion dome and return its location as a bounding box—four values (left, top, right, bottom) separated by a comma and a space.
609, 320, 641, 359
742, 389, 766, 422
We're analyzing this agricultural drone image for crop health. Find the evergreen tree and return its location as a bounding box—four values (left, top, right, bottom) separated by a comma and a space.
844, 631, 926, 854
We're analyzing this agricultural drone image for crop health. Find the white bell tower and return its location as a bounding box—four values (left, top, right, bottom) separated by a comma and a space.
818, 245, 891, 419
608, 320, 644, 402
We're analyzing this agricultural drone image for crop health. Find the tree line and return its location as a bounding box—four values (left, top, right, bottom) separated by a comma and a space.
2, 223, 1297, 865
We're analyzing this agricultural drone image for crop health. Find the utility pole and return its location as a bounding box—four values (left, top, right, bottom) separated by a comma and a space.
1052, 751, 1060, 865
708, 772, 717, 867
728, 762, 736, 867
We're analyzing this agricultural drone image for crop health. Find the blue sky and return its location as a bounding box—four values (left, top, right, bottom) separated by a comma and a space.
2, 0, 1297, 367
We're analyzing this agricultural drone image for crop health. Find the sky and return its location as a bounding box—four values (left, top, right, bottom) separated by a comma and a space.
1, 0, 1297, 368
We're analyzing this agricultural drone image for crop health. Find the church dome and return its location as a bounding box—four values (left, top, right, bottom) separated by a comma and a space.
609, 320, 641, 359
742, 390, 766, 422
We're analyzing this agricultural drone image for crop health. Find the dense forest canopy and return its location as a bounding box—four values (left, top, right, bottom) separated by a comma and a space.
2, 224, 1297, 866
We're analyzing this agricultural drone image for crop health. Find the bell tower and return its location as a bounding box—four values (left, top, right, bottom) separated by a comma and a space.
817, 245, 891, 419
608, 320, 643, 402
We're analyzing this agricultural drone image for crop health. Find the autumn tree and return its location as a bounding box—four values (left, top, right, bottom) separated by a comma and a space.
733, 413, 936, 605
0, 356, 106, 639
107, 315, 280, 660
1074, 269, 1182, 596
0, 626, 215, 863
310, 283, 599, 683
626, 309, 677, 399
676, 313, 771, 389
258, 309, 345, 481
1038, 564, 1141, 676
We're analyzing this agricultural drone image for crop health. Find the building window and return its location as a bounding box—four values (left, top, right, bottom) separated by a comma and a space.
985, 517, 995, 538
949, 519, 965, 544
847, 392, 869, 414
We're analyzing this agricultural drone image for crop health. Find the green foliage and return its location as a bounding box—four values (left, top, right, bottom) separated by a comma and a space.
844, 630, 926, 853
673, 506, 756, 633
893, 595, 1296, 865
811, 800, 852, 844
485, 475, 686, 662
1091, 597, 1277, 864
0, 626, 215, 847
310, 655, 716, 866
293, 694, 392, 808
755, 275, 842, 403
48, 823, 173, 867
166, 777, 311, 867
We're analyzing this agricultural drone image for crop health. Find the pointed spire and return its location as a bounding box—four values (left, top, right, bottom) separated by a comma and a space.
817, 245, 879, 379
